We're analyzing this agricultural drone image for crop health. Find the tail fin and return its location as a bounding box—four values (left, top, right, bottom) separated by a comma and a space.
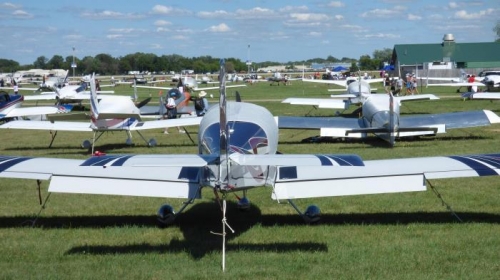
218, 59, 229, 189
89, 73, 99, 120
389, 92, 395, 146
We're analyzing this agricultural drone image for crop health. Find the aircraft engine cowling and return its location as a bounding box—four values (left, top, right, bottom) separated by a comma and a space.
157, 204, 176, 226
304, 205, 321, 224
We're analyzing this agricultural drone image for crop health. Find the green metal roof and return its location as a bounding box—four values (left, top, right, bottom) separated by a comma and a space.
393, 42, 500, 66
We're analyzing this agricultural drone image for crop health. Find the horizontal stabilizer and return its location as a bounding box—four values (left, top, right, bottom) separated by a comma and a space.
274, 165, 425, 199
49, 176, 200, 199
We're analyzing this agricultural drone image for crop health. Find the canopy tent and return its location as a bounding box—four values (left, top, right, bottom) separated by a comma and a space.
332, 66, 348, 72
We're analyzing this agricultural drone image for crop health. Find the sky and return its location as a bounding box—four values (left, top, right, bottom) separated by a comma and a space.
0, 0, 499, 65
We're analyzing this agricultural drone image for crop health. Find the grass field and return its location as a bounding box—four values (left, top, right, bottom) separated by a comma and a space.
1, 79, 500, 279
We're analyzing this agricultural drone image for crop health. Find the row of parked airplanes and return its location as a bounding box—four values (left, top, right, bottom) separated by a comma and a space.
1, 63, 500, 270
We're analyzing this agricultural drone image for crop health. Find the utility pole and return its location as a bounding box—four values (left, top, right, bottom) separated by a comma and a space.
246, 44, 252, 74
71, 47, 76, 77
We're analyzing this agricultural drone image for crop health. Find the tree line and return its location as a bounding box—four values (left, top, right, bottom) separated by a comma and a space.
0, 48, 394, 75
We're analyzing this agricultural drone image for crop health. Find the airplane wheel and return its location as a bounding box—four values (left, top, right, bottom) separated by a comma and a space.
81, 140, 91, 149
303, 205, 321, 224
125, 138, 133, 145
148, 138, 157, 147
237, 197, 251, 211
157, 204, 176, 227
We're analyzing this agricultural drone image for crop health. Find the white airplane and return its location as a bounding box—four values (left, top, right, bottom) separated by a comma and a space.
22, 82, 115, 105
0, 92, 72, 122
39, 70, 69, 90
0, 74, 202, 153
281, 77, 500, 146
135, 76, 246, 92
1, 60, 500, 271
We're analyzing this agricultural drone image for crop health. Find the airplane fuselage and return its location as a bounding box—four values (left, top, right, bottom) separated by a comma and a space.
0, 94, 23, 119
198, 101, 278, 191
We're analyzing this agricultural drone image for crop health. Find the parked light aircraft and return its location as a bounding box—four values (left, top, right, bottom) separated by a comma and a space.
0, 74, 202, 153
0, 92, 72, 122
22, 82, 115, 105
136, 75, 246, 92
1, 60, 500, 271
424, 70, 500, 95
281, 77, 500, 146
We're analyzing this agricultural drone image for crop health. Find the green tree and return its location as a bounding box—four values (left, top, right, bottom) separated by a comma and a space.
33, 56, 48, 69
47, 55, 64, 69
0, 58, 20, 72
494, 21, 500, 42
372, 48, 393, 64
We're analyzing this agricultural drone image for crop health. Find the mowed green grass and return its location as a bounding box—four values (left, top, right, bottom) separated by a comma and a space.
1, 79, 500, 279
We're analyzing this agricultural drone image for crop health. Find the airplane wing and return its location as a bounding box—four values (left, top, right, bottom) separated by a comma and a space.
0, 120, 93, 132
462, 92, 500, 100
395, 94, 439, 102
0, 86, 39, 91
24, 93, 117, 102
272, 153, 500, 199
1, 152, 500, 200
277, 110, 500, 138
0, 154, 217, 198
399, 110, 500, 129
302, 78, 348, 87
130, 116, 202, 130
428, 82, 484, 87
282, 98, 350, 109
135, 84, 246, 91
1, 106, 63, 118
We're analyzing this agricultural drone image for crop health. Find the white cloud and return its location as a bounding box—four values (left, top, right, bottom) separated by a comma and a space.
309, 31, 322, 36
289, 13, 330, 22
361, 6, 407, 18
64, 34, 83, 40
453, 8, 495, 20
362, 33, 400, 38
2, 2, 19, 9
12, 9, 33, 19
448, 2, 459, 9
173, 35, 188, 40
328, 1, 345, 8
154, 20, 171, 26
151, 5, 173, 14
208, 23, 231, 33
106, 34, 123, 39
150, 43, 162, 49
408, 14, 422, 20
156, 27, 170, 32
197, 10, 231, 19
279, 5, 308, 13
334, 15, 344, 20
80, 10, 144, 20
234, 7, 276, 19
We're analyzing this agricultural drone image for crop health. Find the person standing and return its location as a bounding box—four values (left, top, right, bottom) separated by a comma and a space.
384, 73, 391, 94
190, 91, 209, 116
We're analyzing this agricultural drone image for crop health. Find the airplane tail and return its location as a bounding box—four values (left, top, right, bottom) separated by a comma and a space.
89, 73, 100, 120
389, 92, 396, 146
218, 59, 229, 190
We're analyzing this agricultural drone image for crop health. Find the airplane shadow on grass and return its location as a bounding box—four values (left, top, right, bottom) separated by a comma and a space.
1, 201, 500, 259
3, 141, 199, 156
289, 134, 490, 148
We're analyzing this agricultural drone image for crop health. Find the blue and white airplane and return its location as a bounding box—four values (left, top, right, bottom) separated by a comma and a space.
1, 61, 500, 270
0, 74, 201, 153
0, 92, 72, 122
281, 77, 500, 146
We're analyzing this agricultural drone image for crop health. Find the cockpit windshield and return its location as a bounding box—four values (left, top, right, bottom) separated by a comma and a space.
200, 121, 269, 155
